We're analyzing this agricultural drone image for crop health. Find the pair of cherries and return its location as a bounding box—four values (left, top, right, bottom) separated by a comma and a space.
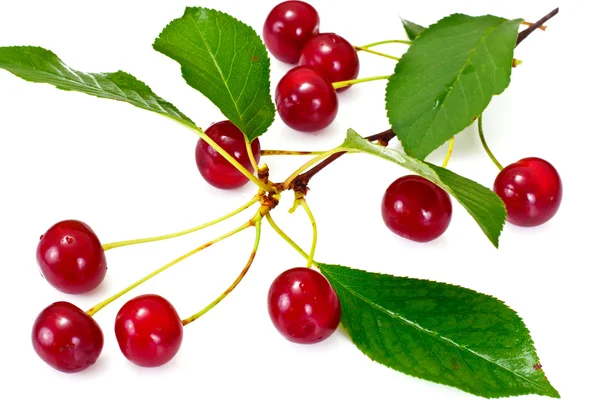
380, 158, 563, 244
264, 0, 360, 132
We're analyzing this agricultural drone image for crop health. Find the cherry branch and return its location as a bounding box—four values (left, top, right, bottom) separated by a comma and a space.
516, 8, 559, 46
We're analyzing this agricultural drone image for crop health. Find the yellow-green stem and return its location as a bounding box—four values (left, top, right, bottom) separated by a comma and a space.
265, 214, 319, 268
353, 46, 399, 61
102, 196, 260, 251
332, 75, 391, 90
182, 215, 262, 326
87, 221, 253, 317
442, 137, 455, 168
359, 39, 412, 48
477, 116, 504, 171
244, 136, 260, 173
299, 199, 317, 269
261, 150, 325, 156
282, 148, 349, 189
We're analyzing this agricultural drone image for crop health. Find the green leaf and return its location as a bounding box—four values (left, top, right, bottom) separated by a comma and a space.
153, 7, 275, 141
320, 263, 560, 399
341, 129, 505, 247
386, 14, 522, 160
0, 46, 195, 129
401, 18, 426, 40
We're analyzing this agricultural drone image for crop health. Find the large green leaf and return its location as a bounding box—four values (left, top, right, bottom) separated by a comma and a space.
153, 7, 275, 141
401, 18, 426, 40
386, 14, 522, 160
320, 263, 560, 399
0, 46, 195, 128
341, 129, 506, 247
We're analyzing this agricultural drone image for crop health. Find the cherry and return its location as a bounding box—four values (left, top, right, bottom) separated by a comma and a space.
275, 66, 338, 132
36, 220, 107, 294
32, 301, 104, 373
268, 267, 341, 344
263, 1, 320, 64
298, 33, 360, 92
115, 294, 183, 367
195, 120, 261, 190
381, 175, 453, 242
493, 157, 562, 227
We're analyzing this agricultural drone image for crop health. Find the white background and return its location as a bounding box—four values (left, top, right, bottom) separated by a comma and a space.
0, 1, 597, 399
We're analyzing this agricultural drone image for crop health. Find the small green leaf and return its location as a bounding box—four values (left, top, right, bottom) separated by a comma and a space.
320, 263, 560, 399
341, 129, 505, 247
401, 18, 426, 40
153, 7, 275, 141
0, 46, 195, 128
386, 14, 522, 160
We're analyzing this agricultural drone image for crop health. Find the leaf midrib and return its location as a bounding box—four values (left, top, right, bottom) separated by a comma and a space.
411, 19, 507, 153
325, 271, 551, 394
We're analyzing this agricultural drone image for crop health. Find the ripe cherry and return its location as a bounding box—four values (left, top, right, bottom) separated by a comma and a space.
298, 33, 360, 92
263, 1, 320, 64
275, 66, 338, 132
268, 267, 341, 344
381, 175, 453, 242
493, 157, 562, 227
32, 301, 104, 373
115, 294, 183, 367
36, 220, 107, 294
195, 120, 261, 190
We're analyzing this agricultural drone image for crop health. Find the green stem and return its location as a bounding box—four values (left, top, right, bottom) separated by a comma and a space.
265, 214, 319, 268
359, 39, 412, 48
477, 116, 504, 171
102, 196, 259, 251
332, 75, 391, 90
181, 215, 262, 326
353, 46, 399, 61
299, 199, 317, 269
282, 148, 351, 189
261, 149, 325, 156
244, 136, 260, 173
87, 220, 253, 317
442, 136, 455, 168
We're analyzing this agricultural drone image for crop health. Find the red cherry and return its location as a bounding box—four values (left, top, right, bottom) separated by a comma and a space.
115, 294, 183, 367
493, 157, 562, 227
381, 175, 453, 242
195, 120, 261, 190
275, 66, 338, 132
263, 1, 320, 64
32, 302, 104, 373
268, 267, 341, 344
36, 220, 107, 294
298, 33, 360, 92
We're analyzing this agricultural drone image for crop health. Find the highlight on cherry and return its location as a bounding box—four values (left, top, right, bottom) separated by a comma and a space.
0, 1, 563, 398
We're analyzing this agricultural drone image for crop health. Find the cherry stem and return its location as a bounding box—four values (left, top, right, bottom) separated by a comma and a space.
358, 39, 412, 48
282, 148, 350, 189
521, 21, 547, 31
86, 219, 254, 317
261, 149, 325, 156
102, 196, 260, 251
181, 213, 262, 326
265, 213, 319, 268
244, 136, 260, 174
288, 195, 317, 269
332, 75, 391, 90
353, 46, 399, 61
292, 129, 396, 187
477, 116, 503, 171
516, 8, 559, 47
442, 136, 455, 168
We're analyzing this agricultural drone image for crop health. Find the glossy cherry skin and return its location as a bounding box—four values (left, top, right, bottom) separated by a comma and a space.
275, 66, 338, 132
268, 267, 341, 344
493, 157, 562, 227
36, 220, 107, 294
32, 302, 104, 373
381, 175, 453, 242
263, 1, 320, 64
195, 120, 261, 190
115, 294, 183, 367
298, 33, 360, 92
